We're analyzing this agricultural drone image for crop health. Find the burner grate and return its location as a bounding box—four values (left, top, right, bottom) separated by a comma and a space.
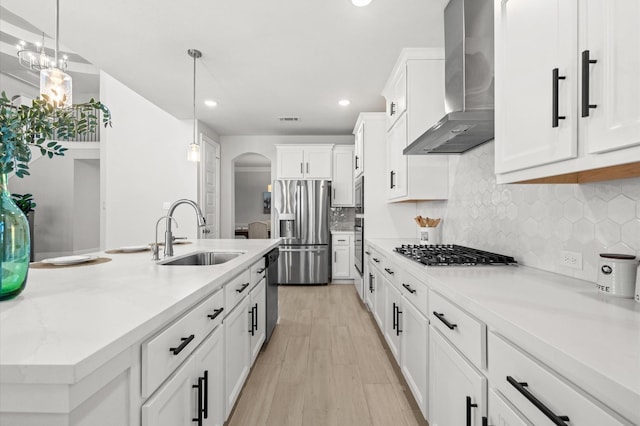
394, 244, 516, 266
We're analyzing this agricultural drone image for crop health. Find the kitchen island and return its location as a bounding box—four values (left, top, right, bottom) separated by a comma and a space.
365, 238, 640, 425
0, 239, 279, 425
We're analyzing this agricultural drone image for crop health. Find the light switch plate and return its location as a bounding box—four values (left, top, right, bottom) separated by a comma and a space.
560, 250, 582, 270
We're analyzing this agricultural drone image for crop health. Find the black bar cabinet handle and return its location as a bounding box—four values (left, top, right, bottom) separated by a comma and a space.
203, 370, 209, 419
482, 416, 489, 426
507, 376, 570, 425
207, 307, 224, 320
392, 303, 397, 330
390, 171, 396, 189
402, 283, 416, 294
433, 311, 457, 330
355, 155, 359, 170
581, 50, 598, 117
249, 307, 255, 336
257, 268, 265, 274
384, 267, 394, 275
390, 101, 396, 116
369, 273, 374, 292
253, 304, 258, 331
236, 282, 250, 293
372, 257, 380, 263
365, 251, 371, 255
300, 162, 303, 174
396, 306, 402, 336
466, 396, 478, 426
552, 68, 567, 128
169, 334, 195, 355
192, 377, 203, 425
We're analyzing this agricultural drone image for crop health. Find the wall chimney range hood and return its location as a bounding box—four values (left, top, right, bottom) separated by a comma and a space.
404, 0, 494, 155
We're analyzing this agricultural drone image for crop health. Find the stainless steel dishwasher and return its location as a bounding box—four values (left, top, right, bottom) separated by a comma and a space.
264, 248, 279, 343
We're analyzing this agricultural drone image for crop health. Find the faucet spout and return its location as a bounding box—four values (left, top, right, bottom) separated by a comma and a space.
164, 199, 206, 257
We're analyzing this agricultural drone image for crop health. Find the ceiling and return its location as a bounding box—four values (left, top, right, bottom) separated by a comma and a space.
0, 0, 446, 136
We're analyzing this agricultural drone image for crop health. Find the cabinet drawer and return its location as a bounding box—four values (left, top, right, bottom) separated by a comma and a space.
225, 269, 252, 311
380, 258, 400, 290
489, 333, 629, 426
369, 248, 385, 272
332, 234, 351, 246
398, 270, 428, 317
142, 289, 221, 397
429, 290, 486, 369
249, 258, 266, 288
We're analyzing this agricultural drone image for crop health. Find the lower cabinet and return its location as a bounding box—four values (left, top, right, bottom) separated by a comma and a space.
224, 296, 251, 417
400, 299, 429, 419
365, 269, 376, 313
249, 278, 266, 364
429, 328, 487, 426
373, 268, 386, 330
142, 325, 224, 426
383, 279, 402, 363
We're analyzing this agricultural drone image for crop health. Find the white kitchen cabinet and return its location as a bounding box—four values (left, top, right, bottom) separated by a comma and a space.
383, 277, 402, 364
400, 298, 429, 420
382, 49, 450, 202
365, 268, 376, 313
487, 389, 531, 426
142, 325, 224, 426
331, 146, 354, 206
249, 278, 266, 364
354, 121, 364, 177
495, 0, 640, 183
224, 296, 251, 417
429, 328, 487, 426
275, 144, 333, 179
332, 233, 352, 280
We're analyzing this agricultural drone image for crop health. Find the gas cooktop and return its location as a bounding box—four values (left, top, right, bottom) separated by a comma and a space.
394, 244, 517, 266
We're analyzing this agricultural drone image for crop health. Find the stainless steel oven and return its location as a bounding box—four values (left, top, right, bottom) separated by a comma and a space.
354, 218, 363, 276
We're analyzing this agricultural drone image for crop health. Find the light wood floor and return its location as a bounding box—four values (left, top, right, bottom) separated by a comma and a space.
227, 284, 428, 426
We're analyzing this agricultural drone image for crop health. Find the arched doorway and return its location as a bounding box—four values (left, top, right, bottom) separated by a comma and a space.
232, 153, 272, 238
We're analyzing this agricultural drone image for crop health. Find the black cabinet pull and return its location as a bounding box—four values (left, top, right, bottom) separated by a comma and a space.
482, 416, 489, 426
390, 171, 396, 189
392, 303, 397, 330
372, 257, 380, 263
355, 155, 359, 170
236, 282, 250, 293
249, 307, 255, 336
192, 376, 203, 425
300, 162, 304, 174
396, 306, 402, 336
257, 268, 265, 274
466, 396, 478, 426
390, 101, 396, 116
402, 283, 416, 294
581, 50, 598, 117
552, 68, 567, 128
384, 267, 394, 275
203, 370, 209, 419
365, 251, 371, 255
253, 303, 258, 331
169, 334, 195, 355
207, 307, 224, 320
507, 376, 570, 425
433, 311, 457, 330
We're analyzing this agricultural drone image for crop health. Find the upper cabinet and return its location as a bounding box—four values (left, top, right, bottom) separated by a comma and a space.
275, 145, 333, 179
382, 49, 450, 202
332, 145, 355, 207
494, 0, 640, 184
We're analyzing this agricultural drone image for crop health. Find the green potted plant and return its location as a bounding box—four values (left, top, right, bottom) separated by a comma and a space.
0, 91, 111, 300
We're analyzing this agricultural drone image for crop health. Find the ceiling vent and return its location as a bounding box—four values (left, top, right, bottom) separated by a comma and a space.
278, 116, 300, 122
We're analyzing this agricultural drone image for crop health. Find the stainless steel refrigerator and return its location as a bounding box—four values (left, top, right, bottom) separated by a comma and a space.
273, 180, 330, 285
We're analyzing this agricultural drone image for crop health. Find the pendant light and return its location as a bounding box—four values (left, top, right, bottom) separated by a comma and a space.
40, 0, 72, 107
187, 49, 202, 162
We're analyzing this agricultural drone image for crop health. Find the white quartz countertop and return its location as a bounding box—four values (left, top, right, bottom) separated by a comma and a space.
367, 238, 640, 425
0, 239, 280, 385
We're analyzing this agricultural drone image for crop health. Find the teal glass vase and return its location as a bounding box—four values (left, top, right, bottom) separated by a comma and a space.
1, 172, 30, 300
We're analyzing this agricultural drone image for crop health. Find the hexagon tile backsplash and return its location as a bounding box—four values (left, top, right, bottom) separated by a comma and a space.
416, 141, 640, 283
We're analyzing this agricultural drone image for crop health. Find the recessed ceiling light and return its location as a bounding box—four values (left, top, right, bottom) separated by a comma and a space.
204, 100, 217, 107
338, 99, 351, 106
352, 0, 372, 7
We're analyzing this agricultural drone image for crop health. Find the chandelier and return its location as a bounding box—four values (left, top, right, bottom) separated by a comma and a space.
16, 33, 68, 72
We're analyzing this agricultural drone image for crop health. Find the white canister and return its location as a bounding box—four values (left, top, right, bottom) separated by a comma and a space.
597, 253, 638, 298
419, 226, 442, 245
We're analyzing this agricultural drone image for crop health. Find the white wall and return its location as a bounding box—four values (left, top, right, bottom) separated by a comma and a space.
417, 141, 640, 283
74, 159, 100, 252
8, 144, 100, 259
100, 71, 199, 248
219, 135, 354, 238
234, 169, 271, 226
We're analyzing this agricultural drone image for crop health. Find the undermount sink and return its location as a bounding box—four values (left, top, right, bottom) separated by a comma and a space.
159, 251, 244, 266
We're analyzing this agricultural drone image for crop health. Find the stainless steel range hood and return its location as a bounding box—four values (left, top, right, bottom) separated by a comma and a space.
404, 0, 494, 155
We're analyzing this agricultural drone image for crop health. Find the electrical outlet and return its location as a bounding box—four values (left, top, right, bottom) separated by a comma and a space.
560, 250, 583, 270
162, 201, 171, 210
